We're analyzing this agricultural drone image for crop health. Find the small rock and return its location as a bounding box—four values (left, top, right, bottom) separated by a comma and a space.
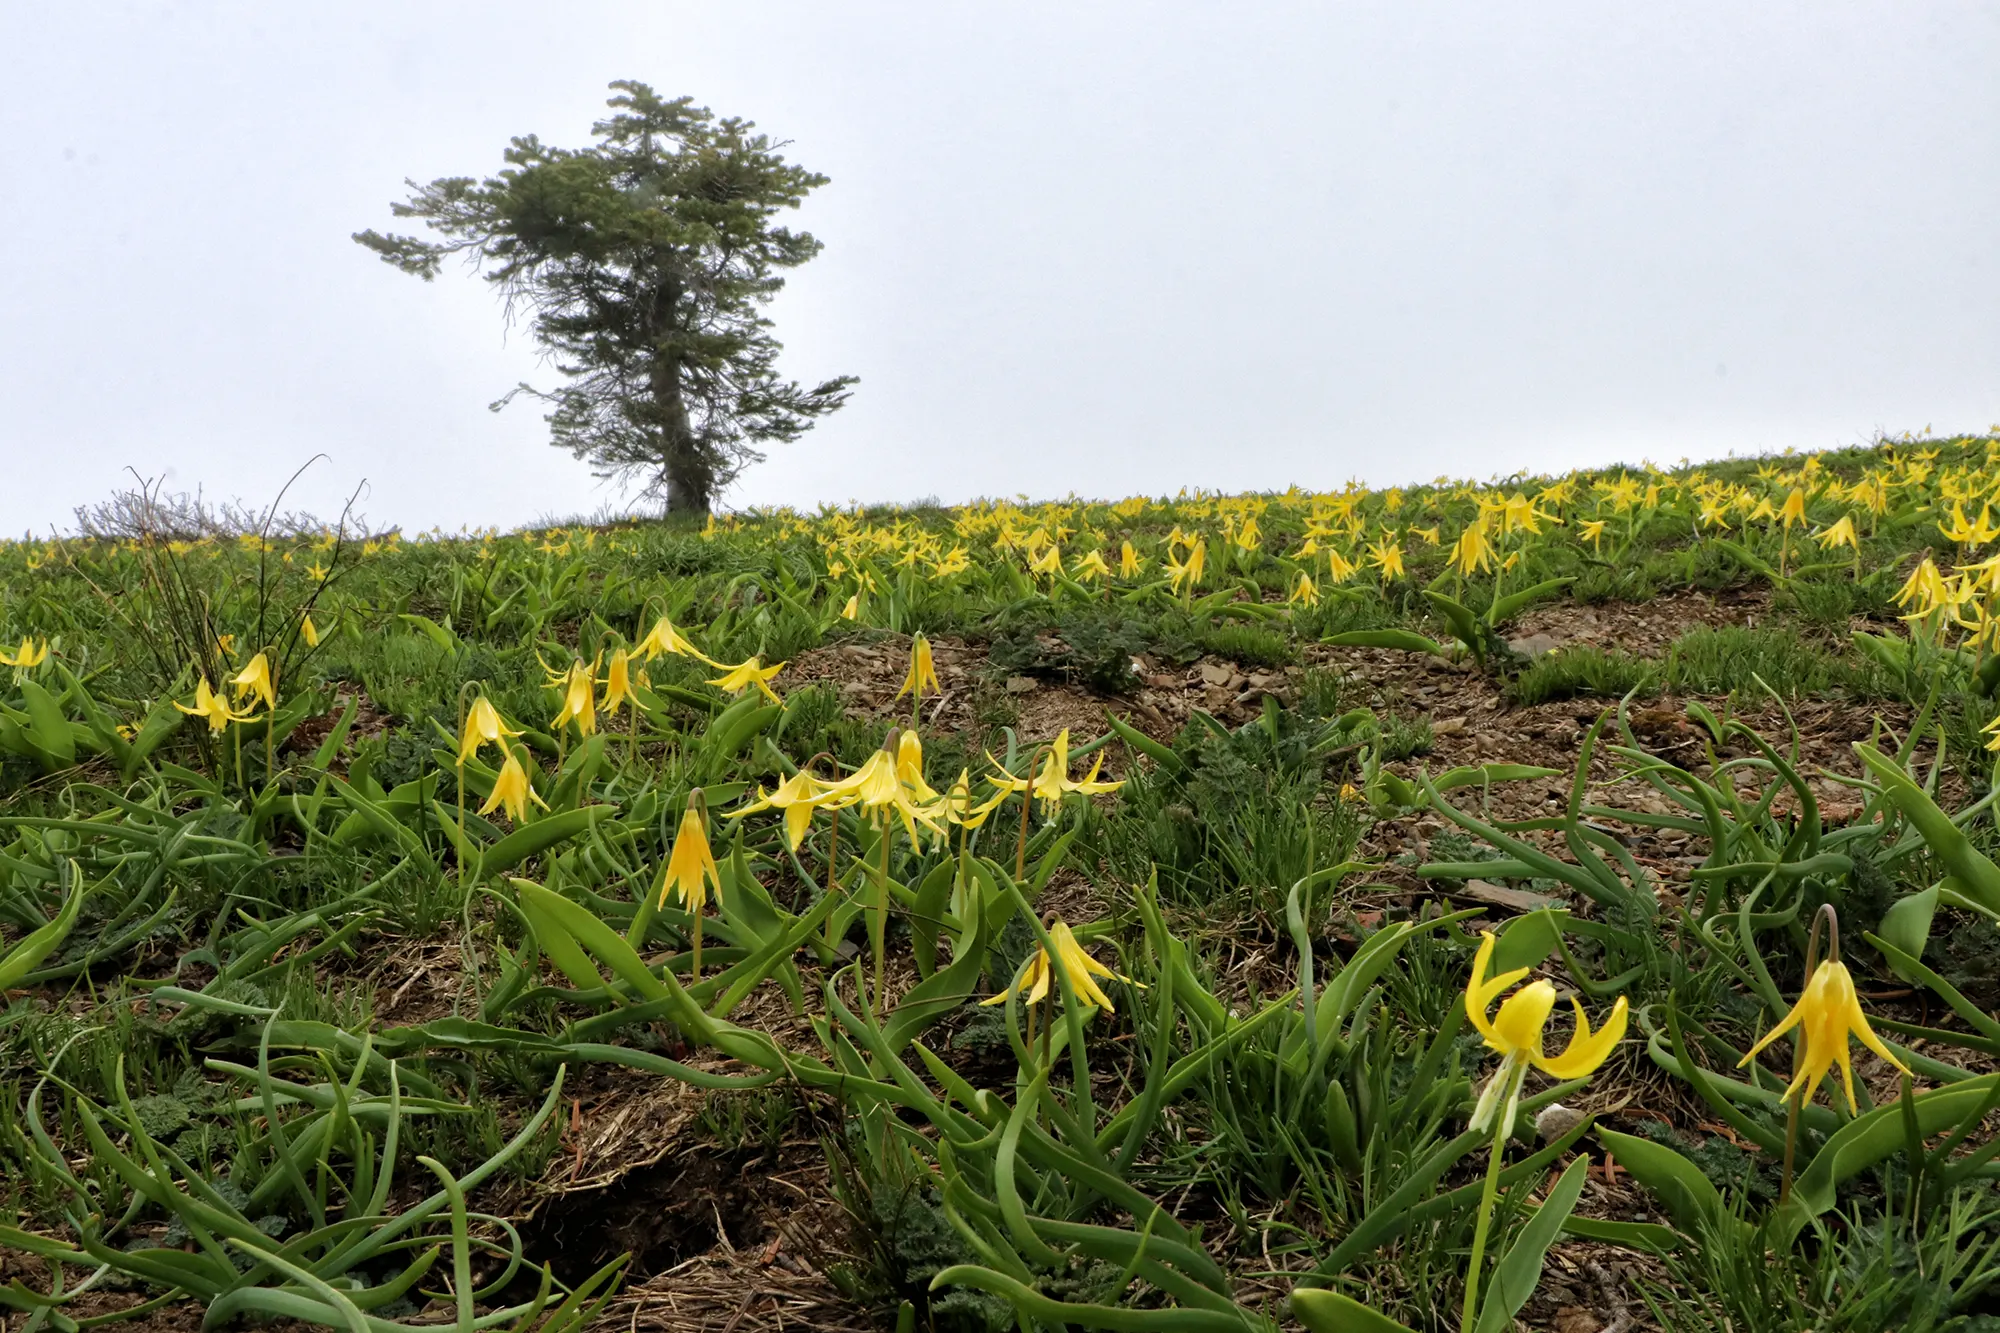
1199, 661, 1234, 686
1432, 716, 1468, 736
1458, 879, 1560, 913
1536, 1102, 1586, 1143
1005, 676, 1038, 695
1509, 632, 1562, 658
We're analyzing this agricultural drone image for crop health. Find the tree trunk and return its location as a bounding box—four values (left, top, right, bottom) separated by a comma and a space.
651, 352, 710, 516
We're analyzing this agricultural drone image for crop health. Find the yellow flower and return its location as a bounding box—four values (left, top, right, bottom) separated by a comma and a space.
821, 746, 946, 846
1892, 556, 1947, 618
229, 652, 276, 712
895, 728, 945, 806
1185, 537, 1206, 587
1288, 571, 1319, 607
989, 728, 1123, 814
0, 637, 49, 669
550, 658, 598, 736
635, 614, 717, 666
458, 696, 521, 766
1464, 931, 1627, 1130
301, 614, 321, 647
729, 769, 829, 850
1579, 518, 1608, 551
1028, 545, 1064, 578
708, 656, 785, 705
1234, 516, 1260, 552
1739, 958, 1910, 1112
1366, 538, 1404, 581
1072, 550, 1111, 582
1816, 515, 1859, 551
1326, 548, 1357, 583
1937, 502, 1997, 546
898, 634, 942, 701
980, 920, 1135, 1014
1778, 487, 1807, 529
1411, 525, 1442, 546
174, 676, 257, 734
603, 647, 637, 716
657, 805, 723, 912
479, 749, 547, 822
943, 768, 1007, 829
1450, 523, 1494, 578
841, 592, 861, 620
1119, 541, 1143, 578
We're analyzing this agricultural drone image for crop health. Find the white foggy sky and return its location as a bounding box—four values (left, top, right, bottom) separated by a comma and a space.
2, 2, 1995, 536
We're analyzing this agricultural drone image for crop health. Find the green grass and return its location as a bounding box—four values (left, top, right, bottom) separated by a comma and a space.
1507, 645, 1659, 705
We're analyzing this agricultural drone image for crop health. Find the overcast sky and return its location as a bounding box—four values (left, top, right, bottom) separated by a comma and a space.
3, 2, 1995, 536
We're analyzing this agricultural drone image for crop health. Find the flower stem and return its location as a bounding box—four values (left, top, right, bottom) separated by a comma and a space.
1461, 1062, 1522, 1332
870, 815, 891, 1018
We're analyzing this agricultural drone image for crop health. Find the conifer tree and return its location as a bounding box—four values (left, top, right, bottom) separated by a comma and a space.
356, 82, 855, 515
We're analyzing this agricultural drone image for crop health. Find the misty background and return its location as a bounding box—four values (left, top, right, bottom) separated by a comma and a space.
3, 1, 1995, 537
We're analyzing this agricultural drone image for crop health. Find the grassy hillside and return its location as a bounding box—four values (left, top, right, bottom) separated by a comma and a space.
5, 432, 2000, 1333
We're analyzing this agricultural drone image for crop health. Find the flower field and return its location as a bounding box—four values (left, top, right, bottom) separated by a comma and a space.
8, 433, 2000, 1332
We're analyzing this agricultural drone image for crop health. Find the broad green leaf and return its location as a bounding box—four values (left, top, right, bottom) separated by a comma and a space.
1476, 1155, 1590, 1333
480, 806, 615, 878
1488, 576, 1574, 626
1775, 1074, 2000, 1248
1320, 628, 1447, 656
1434, 763, 1565, 792
396, 612, 458, 649
514, 878, 668, 1004
0, 871, 86, 989
1855, 743, 2000, 912
1559, 1215, 1681, 1253
18, 680, 75, 768
1595, 1127, 1725, 1235
1292, 1288, 1417, 1332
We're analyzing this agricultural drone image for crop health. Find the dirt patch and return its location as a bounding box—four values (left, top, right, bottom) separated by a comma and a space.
782, 634, 986, 732
784, 634, 1296, 751
1509, 586, 1771, 657
283, 687, 394, 768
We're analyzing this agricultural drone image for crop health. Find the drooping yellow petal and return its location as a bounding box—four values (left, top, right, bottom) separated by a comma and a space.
478, 750, 547, 822
230, 652, 276, 712
1533, 996, 1629, 1080
1740, 959, 1911, 1112
1464, 932, 1532, 1048
458, 696, 519, 765
897, 634, 943, 700
658, 806, 722, 912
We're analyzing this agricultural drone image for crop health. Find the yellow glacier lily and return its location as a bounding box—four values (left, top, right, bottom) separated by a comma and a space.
230, 652, 276, 712
981, 919, 1136, 1015
898, 633, 942, 701
479, 749, 548, 823
635, 614, 717, 667
549, 658, 598, 736
708, 656, 785, 705
175, 677, 257, 734
0, 637, 50, 669
1739, 958, 1910, 1112
729, 768, 830, 851
457, 696, 521, 766
1464, 931, 1627, 1131
657, 805, 723, 914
